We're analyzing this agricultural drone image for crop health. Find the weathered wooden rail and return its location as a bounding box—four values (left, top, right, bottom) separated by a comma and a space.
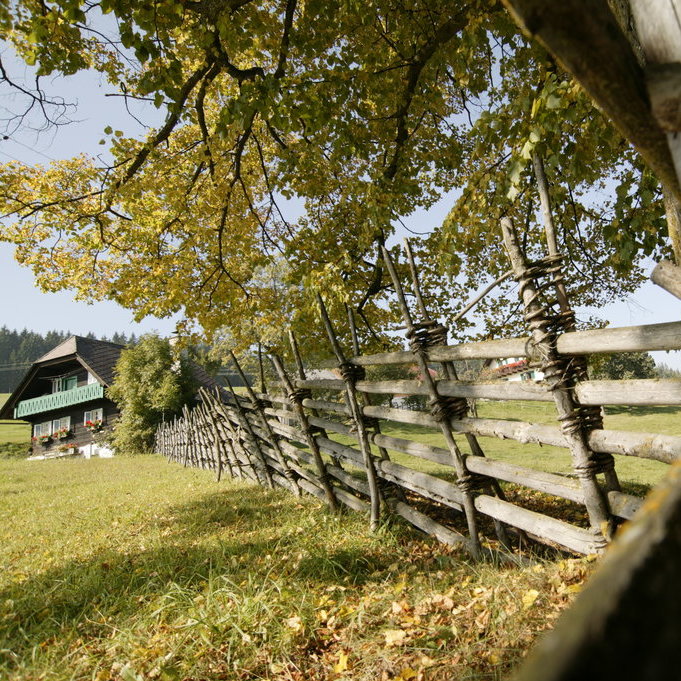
154, 227, 681, 559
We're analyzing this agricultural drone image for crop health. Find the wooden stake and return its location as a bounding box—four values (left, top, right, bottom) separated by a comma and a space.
289, 328, 347, 474
403, 238, 513, 548
501, 216, 613, 543
258, 343, 267, 394
229, 351, 301, 496
225, 377, 275, 488
382, 244, 482, 559
317, 293, 382, 531
532, 153, 570, 312
270, 352, 339, 511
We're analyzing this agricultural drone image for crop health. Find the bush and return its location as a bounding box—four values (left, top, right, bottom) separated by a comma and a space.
108, 335, 196, 454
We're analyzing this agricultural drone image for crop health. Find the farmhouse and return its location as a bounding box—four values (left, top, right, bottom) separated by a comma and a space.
0, 335, 123, 458
487, 357, 544, 382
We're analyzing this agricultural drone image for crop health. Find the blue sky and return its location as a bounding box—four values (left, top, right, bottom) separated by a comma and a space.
1, 47, 681, 367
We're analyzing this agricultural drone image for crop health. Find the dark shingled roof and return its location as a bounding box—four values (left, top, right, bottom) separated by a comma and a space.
35, 336, 125, 386
189, 360, 227, 398
74, 337, 125, 386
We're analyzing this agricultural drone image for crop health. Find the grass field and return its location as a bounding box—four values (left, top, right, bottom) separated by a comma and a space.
0, 394, 30, 448
1, 402, 679, 680
0, 455, 595, 681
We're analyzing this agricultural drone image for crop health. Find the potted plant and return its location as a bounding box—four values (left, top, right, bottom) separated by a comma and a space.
38, 434, 52, 445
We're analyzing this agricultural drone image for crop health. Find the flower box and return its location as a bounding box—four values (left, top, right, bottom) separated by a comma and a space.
85, 419, 103, 433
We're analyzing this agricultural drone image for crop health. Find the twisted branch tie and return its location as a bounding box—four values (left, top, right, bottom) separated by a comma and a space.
406, 320, 448, 354
339, 362, 366, 383
429, 395, 469, 423
519, 254, 608, 475
287, 388, 312, 405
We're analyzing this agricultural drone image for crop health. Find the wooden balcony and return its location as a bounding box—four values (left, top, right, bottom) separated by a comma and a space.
15, 384, 105, 418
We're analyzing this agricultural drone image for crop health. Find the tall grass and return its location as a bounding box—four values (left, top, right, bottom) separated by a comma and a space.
0, 456, 592, 681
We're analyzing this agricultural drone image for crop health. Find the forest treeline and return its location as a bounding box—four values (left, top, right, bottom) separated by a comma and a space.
0, 327, 137, 393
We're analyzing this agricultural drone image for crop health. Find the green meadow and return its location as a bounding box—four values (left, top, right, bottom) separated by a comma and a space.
0, 455, 594, 681
0, 394, 30, 449
0, 400, 677, 679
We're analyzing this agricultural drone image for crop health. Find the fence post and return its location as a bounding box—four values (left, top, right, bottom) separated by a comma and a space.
225, 378, 275, 488
317, 293, 383, 531
402, 239, 513, 549
501, 216, 613, 544
382, 244, 483, 559
270, 352, 339, 511
229, 351, 301, 496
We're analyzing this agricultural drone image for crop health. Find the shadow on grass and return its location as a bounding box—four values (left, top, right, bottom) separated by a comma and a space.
0, 485, 422, 667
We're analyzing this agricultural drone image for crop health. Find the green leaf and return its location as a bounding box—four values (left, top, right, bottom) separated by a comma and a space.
545, 94, 562, 109
520, 140, 534, 160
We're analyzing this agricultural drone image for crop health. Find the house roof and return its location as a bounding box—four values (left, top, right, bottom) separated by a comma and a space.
0, 336, 124, 419
190, 359, 227, 398
35, 336, 126, 385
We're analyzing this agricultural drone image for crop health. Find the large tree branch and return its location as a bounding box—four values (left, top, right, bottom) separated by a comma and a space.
114, 60, 215, 190
501, 0, 681, 204
195, 61, 223, 179
384, 8, 480, 180
273, 0, 297, 79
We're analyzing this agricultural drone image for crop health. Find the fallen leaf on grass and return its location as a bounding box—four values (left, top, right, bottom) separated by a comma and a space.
334, 651, 348, 673
384, 629, 408, 647
522, 589, 540, 609
286, 616, 303, 631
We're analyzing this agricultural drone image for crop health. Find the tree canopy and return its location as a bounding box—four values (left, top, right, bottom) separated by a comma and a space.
0, 1, 672, 353
590, 351, 657, 381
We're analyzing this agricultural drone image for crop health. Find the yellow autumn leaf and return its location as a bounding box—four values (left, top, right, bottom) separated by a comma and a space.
334, 651, 348, 674
384, 629, 408, 646
395, 668, 417, 680
522, 589, 540, 609
285, 615, 303, 631
393, 573, 408, 594
419, 655, 436, 668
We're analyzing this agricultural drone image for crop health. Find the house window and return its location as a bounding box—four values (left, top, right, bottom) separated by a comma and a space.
51, 376, 78, 393
84, 408, 104, 425
33, 421, 52, 437
52, 416, 71, 433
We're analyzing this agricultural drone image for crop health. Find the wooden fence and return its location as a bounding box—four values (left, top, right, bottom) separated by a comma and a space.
154, 219, 681, 559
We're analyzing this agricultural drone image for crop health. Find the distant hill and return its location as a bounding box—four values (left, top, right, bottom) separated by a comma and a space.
0, 328, 136, 393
